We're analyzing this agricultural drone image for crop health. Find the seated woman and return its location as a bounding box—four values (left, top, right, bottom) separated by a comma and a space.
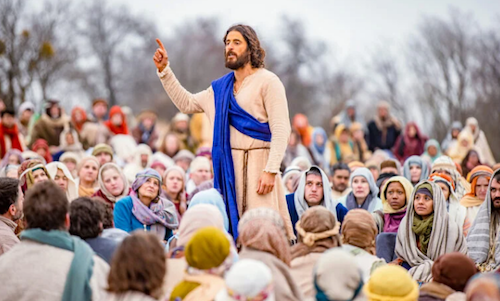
460, 149, 483, 178
106, 232, 166, 301
238, 208, 303, 301
403, 155, 429, 186
0, 149, 24, 169
339, 167, 383, 213
170, 227, 233, 301
395, 181, 467, 283
459, 165, 494, 224
421, 139, 442, 164
341, 209, 386, 281
290, 207, 341, 299
93, 163, 131, 209
162, 166, 187, 217
188, 189, 229, 232
114, 169, 179, 242
77, 156, 100, 197
429, 172, 470, 235
18, 159, 51, 193
431, 155, 470, 199
46, 162, 78, 202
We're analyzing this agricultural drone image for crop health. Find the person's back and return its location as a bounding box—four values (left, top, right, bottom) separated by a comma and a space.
0, 181, 109, 301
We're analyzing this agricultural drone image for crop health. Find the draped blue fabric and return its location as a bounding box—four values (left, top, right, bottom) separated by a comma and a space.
211, 72, 272, 239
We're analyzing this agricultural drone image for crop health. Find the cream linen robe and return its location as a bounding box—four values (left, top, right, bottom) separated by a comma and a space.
158, 65, 294, 238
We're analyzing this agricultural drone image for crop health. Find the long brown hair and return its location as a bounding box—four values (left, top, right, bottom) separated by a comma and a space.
224, 24, 266, 68
107, 232, 166, 299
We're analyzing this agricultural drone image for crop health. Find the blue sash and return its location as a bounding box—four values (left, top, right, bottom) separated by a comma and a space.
212, 72, 271, 238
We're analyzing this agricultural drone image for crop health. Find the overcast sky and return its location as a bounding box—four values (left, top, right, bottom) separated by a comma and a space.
113, 0, 499, 60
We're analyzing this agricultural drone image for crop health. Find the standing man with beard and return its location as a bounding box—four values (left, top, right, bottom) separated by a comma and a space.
468, 169, 500, 272
0, 178, 24, 255
330, 163, 351, 200
154, 25, 293, 239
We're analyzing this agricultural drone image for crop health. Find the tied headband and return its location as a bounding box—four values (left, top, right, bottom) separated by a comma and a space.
295, 221, 340, 247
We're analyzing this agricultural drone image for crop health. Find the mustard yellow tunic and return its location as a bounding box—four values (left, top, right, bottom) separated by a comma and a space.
158, 65, 294, 238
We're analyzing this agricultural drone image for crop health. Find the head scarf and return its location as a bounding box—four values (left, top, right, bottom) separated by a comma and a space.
91, 143, 114, 160
467, 169, 500, 272
134, 144, 153, 168
71, 106, 87, 132
238, 208, 291, 266
130, 168, 179, 239
46, 162, 78, 201
380, 176, 413, 233
18, 159, 51, 193
189, 189, 229, 232
290, 156, 312, 171
342, 209, 378, 255
59, 128, 83, 152
31, 139, 52, 163
346, 167, 380, 211
1, 149, 24, 168
294, 166, 338, 219
216, 259, 275, 301
431, 156, 467, 199
449, 130, 475, 163
395, 181, 467, 282
314, 249, 365, 301
364, 265, 419, 301
292, 206, 341, 259
177, 204, 226, 248
172, 227, 232, 301
310, 127, 330, 170
282, 166, 302, 194
403, 155, 430, 185
422, 139, 442, 163
466, 165, 494, 198
0, 164, 19, 178
432, 252, 477, 292
21, 150, 45, 163
105, 105, 129, 135
97, 163, 130, 203
465, 117, 480, 141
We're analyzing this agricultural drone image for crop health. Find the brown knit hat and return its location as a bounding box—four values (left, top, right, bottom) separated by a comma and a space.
432, 252, 478, 292
380, 159, 398, 170
92, 143, 113, 160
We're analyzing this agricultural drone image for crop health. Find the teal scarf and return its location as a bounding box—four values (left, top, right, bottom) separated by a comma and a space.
20, 229, 95, 301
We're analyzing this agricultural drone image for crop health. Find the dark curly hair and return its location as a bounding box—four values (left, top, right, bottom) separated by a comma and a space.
224, 24, 266, 68
69, 197, 104, 239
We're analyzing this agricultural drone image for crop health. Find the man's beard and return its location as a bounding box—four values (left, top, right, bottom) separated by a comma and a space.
334, 184, 347, 193
225, 50, 250, 70
493, 197, 500, 211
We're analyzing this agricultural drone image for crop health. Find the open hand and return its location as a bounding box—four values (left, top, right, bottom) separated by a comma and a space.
153, 38, 169, 72
257, 172, 276, 195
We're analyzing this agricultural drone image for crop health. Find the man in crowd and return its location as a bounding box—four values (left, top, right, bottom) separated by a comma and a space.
132, 110, 159, 151
0, 181, 109, 300
186, 156, 213, 195
467, 169, 500, 272
30, 99, 70, 153
90, 98, 109, 123
154, 24, 293, 238
367, 101, 401, 152
0, 178, 23, 255
0, 109, 24, 158
69, 197, 120, 264
92, 143, 114, 166
330, 163, 351, 200
286, 166, 348, 235
17, 101, 35, 140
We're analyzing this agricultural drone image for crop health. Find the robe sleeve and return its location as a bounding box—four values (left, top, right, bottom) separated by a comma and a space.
157, 64, 213, 114
262, 75, 291, 173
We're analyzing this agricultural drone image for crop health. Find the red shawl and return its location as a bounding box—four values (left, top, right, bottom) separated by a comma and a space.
31, 139, 52, 163
71, 106, 88, 132
0, 123, 23, 158
105, 105, 129, 135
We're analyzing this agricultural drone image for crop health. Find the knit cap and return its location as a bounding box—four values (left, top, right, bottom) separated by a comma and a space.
364, 265, 419, 301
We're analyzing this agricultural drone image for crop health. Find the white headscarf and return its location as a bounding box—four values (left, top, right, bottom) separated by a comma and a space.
45, 162, 78, 201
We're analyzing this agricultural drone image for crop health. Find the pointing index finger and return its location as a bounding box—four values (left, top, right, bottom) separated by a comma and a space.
156, 38, 166, 50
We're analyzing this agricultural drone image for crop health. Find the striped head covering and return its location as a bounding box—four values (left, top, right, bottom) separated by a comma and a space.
431, 156, 467, 199
467, 169, 500, 272
460, 166, 494, 208
18, 159, 51, 193
238, 208, 291, 266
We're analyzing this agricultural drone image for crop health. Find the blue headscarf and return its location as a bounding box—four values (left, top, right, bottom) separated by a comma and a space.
188, 188, 230, 232
312, 127, 328, 154
403, 156, 429, 185
423, 139, 442, 163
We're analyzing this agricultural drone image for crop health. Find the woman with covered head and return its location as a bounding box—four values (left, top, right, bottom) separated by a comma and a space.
123, 144, 153, 183
429, 173, 469, 235
342, 209, 386, 282
330, 124, 355, 163
463, 117, 496, 166
238, 208, 303, 301
215, 259, 275, 301
114, 168, 179, 242
31, 138, 52, 163
431, 155, 469, 199
105, 105, 129, 136
460, 149, 483, 178
76, 156, 100, 197
282, 166, 302, 195
403, 156, 429, 186
313, 249, 366, 301
290, 207, 341, 298
393, 122, 428, 165
46, 162, 78, 202
0, 149, 24, 169
308, 127, 332, 174
421, 139, 442, 164
170, 227, 234, 301
459, 165, 493, 223
18, 159, 51, 193
92, 163, 131, 209
339, 167, 383, 213
448, 130, 476, 165
395, 181, 467, 283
